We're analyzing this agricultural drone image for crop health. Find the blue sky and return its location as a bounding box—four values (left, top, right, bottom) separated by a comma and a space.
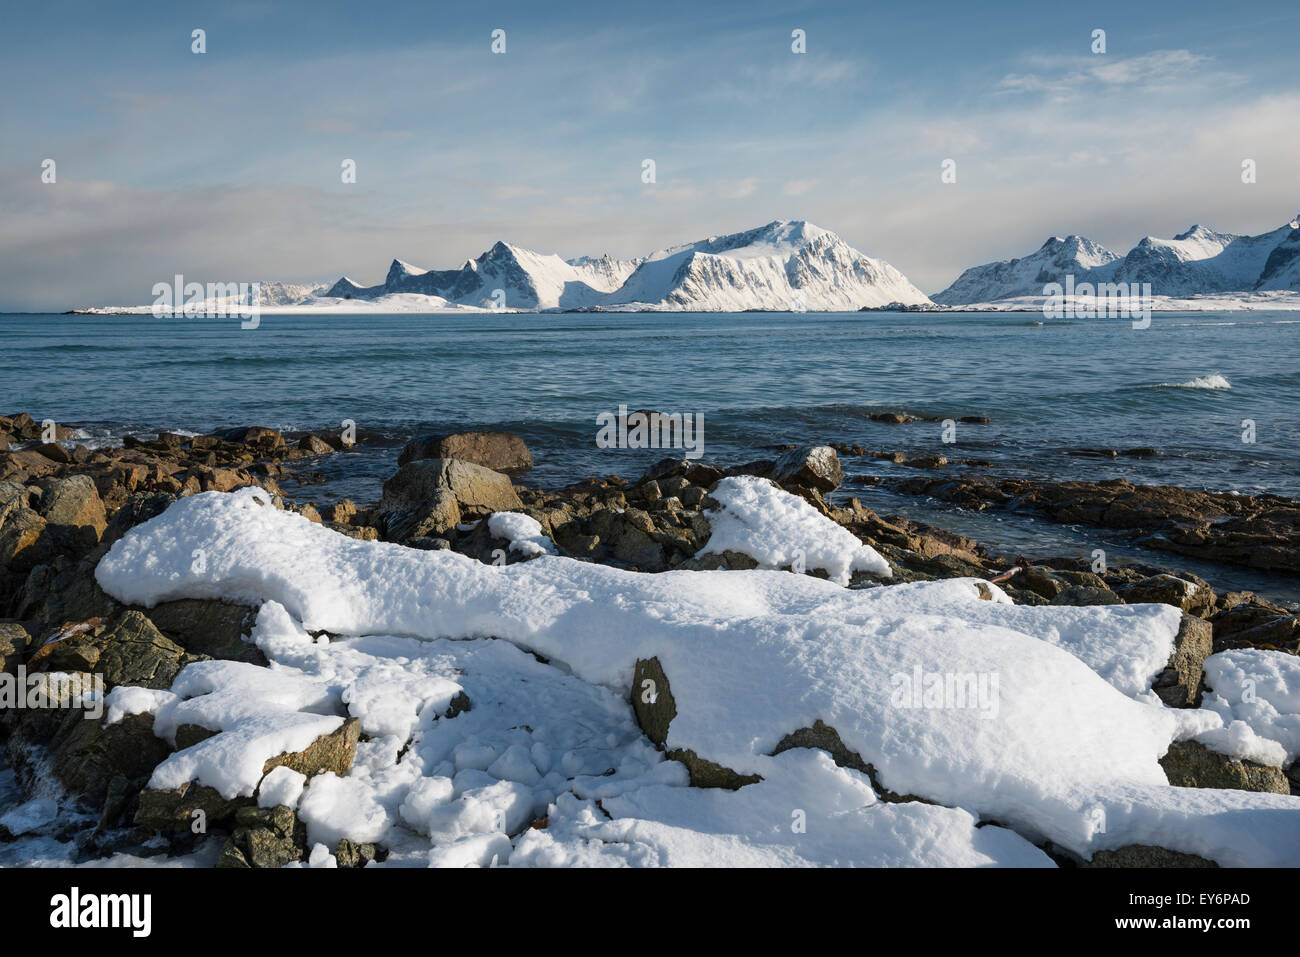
2, 0, 1298, 309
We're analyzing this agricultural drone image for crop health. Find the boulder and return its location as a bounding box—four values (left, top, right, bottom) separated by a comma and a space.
39, 474, 107, 549
769, 445, 843, 492
398, 431, 533, 474
1160, 740, 1289, 794
380, 458, 522, 520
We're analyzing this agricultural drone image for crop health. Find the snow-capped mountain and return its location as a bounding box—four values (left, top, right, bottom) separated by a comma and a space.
323, 221, 929, 311
932, 236, 1120, 305
935, 215, 1300, 304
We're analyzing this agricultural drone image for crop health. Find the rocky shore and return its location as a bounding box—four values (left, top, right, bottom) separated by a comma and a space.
1, 410, 1298, 867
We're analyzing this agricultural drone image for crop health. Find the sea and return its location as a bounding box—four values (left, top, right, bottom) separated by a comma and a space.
2, 310, 1297, 600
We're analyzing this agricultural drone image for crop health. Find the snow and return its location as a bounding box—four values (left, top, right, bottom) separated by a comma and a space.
937, 215, 1300, 304
487, 512, 557, 557
79, 221, 930, 314
257, 766, 307, 810
700, 476, 891, 584
1200, 650, 1300, 764
88, 488, 1300, 866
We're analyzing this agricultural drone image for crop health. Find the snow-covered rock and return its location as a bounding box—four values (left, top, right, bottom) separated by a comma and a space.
92, 488, 1300, 867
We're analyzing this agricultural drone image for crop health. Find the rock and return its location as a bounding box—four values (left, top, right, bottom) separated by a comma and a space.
1210, 601, 1300, 654
1018, 566, 1063, 600
380, 458, 522, 519
39, 475, 107, 549
298, 435, 334, 455
1151, 614, 1212, 708
1085, 845, 1218, 867
906, 455, 948, 469
630, 657, 760, 789
33, 442, 72, 464
34, 610, 202, 690
216, 805, 307, 869
334, 837, 378, 868
1160, 741, 1289, 794
1118, 574, 1216, 618
1050, 586, 1123, 606
50, 712, 172, 810
0, 620, 30, 675
217, 426, 284, 449
870, 412, 910, 424
0, 508, 51, 572
135, 781, 251, 831
261, 717, 361, 780
398, 431, 533, 475
771, 719, 924, 803
383, 487, 461, 541
769, 446, 844, 492
143, 599, 265, 664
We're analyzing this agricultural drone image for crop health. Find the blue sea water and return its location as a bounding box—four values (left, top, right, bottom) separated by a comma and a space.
2, 310, 1297, 597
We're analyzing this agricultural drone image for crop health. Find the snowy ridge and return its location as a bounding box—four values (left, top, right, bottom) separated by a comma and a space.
937, 214, 1300, 304
933, 235, 1120, 305
318, 220, 929, 312
92, 487, 1300, 867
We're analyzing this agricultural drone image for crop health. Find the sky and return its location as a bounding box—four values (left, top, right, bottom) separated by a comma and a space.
2, 0, 1298, 309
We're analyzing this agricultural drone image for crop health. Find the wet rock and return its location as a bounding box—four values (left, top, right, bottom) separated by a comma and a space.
398, 431, 533, 475
906, 455, 948, 469
298, 435, 334, 455
1160, 740, 1289, 794
216, 426, 284, 449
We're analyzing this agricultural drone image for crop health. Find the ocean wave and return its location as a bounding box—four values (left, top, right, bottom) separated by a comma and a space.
1155, 374, 1232, 390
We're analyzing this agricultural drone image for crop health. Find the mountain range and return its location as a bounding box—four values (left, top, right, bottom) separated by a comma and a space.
77, 214, 1300, 314
322, 220, 928, 311
934, 215, 1300, 305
